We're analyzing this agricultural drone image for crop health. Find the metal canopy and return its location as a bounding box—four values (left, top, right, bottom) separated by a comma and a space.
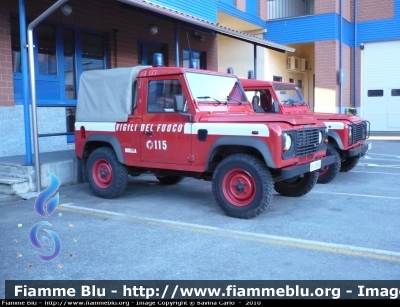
117, 0, 295, 53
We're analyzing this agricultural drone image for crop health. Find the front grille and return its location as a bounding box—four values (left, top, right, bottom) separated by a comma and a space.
295, 129, 320, 156
351, 121, 368, 144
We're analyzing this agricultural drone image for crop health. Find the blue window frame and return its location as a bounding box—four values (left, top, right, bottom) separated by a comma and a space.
138, 41, 166, 66
183, 49, 206, 69
12, 21, 107, 106
11, 18, 107, 142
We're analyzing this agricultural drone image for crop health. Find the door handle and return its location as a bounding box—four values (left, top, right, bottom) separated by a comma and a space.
143, 131, 154, 136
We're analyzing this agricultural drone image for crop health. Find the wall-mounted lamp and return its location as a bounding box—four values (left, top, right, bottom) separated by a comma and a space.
360, 42, 364, 50
194, 31, 205, 43
150, 25, 158, 35
61, 3, 72, 16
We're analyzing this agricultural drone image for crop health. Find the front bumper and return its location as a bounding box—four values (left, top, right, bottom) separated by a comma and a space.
280, 155, 336, 180
348, 143, 371, 158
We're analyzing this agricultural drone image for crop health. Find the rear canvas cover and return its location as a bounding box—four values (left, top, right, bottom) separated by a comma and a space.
76, 66, 149, 122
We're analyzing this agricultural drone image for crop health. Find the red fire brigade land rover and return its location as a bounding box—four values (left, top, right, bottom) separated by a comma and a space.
240, 78, 371, 184
74, 63, 335, 219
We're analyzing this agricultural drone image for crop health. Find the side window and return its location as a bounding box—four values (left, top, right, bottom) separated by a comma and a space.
245, 90, 260, 104
147, 79, 187, 113
260, 90, 273, 112
245, 89, 273, 113
183, 50, 206, 69
132, 81, 138, 113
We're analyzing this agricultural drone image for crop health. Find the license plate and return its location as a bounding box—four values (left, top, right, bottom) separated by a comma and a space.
368, 143, 372, 150
310, 160, 322, 172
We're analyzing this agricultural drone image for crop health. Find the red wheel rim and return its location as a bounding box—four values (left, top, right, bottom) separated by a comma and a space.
92, 159, 113, 188
222, 168, 256, 207
319, 166, 329, 176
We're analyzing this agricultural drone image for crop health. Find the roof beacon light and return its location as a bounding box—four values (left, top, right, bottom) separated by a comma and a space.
153, 53, 164, 67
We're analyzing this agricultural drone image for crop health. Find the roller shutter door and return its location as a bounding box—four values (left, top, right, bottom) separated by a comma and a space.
361, 40, 400, 132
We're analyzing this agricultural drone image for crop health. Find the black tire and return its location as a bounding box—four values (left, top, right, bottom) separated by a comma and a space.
340, 156, 360, 172
317, 144, 341, 184
274, 171, 318, 197
156, 176, 184, 185
212, 154, 274, 219
86, 147, 128, 198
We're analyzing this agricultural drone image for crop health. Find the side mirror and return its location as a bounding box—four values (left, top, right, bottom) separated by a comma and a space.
174, 94, 185, 112
272, 101, 280, 113
174, 94, 192, 122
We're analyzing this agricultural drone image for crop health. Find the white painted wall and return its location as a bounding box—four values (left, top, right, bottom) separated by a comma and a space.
218, 35, 266, 79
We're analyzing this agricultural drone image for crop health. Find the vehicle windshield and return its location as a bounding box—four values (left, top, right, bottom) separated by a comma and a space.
185, 72, 248, 104
272, 83, 304, 106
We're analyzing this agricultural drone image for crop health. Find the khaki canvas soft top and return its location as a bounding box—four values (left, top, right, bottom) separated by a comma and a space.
76, 66, 149, 122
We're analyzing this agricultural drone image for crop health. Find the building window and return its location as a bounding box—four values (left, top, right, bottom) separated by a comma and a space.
367, 90, 384, 97
11, 18, 21, 73
64, 29, 76, 100
138, 42, 166, 66
183, 50, 206, 69
391, 89, 400, 96
289, 78, 295, 83
10, 19, 106, 105
81, 32, 105, 71
297, 80, 303, 88
37, 24, 57, 75
273, 76, 282, 82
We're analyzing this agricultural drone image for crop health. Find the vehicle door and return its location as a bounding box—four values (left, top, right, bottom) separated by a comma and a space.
140, 77, 192, 165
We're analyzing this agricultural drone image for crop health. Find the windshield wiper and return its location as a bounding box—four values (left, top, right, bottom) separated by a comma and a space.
197, 96, 223, 105
282, 99, 301, 106
227, 96, 243, 105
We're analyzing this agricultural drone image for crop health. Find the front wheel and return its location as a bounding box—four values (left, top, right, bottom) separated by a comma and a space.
274, 171, 318, 197
317, 144, 341, 184
340, 156, 360, 172
86, 147, 128, 199
212, 154, 274, 219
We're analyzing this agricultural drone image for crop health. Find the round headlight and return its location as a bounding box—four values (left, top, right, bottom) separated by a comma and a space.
318, 131, 323, 143
283, 133, 292, 151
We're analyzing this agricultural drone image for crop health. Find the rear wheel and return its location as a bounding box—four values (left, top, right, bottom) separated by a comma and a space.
87, 147, 128, 198
212, 154, 273, 219
340, 156, 360, 172
317, 144, 341, 184
274, 171, 318, 197
156, 176, 184, 185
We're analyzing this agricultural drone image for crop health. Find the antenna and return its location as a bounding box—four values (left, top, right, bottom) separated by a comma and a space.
186, 32, 196, 68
